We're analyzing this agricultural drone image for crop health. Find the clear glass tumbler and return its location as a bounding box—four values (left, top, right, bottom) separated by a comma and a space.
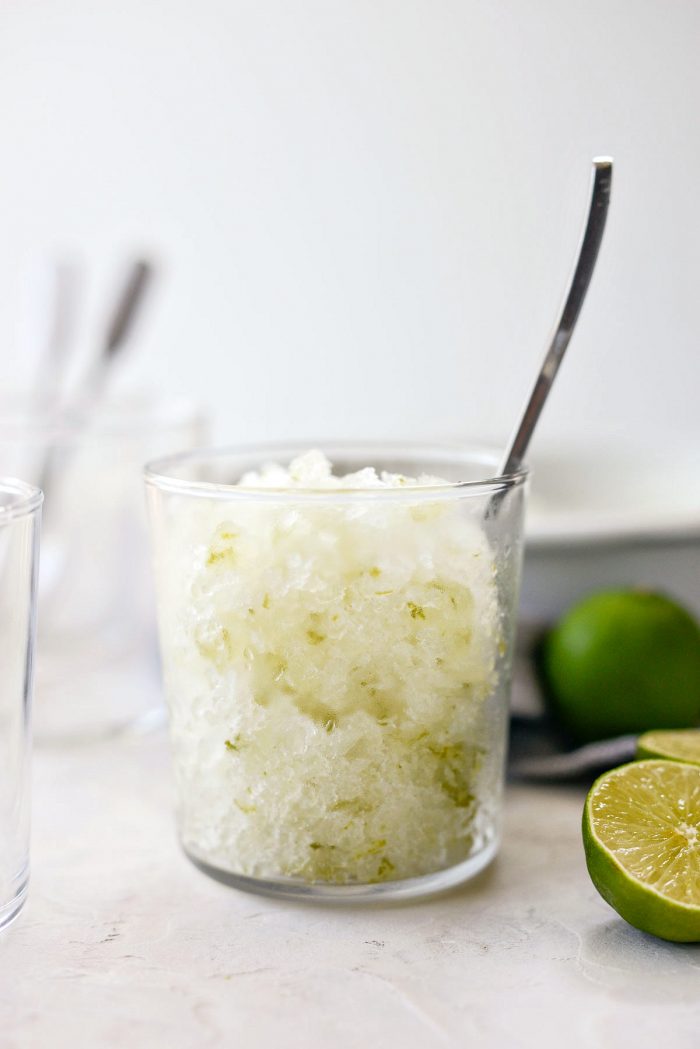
0, 394, 205, 741
146, 443, 528, 901
0, 479, 41, 930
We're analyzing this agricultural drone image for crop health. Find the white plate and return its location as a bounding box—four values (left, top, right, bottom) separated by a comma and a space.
520, 445, 700, 623
525, 446, 700, 547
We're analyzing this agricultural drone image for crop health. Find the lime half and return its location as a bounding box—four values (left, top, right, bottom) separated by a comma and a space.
637, 729, 700, 765
583, 760, 700, 942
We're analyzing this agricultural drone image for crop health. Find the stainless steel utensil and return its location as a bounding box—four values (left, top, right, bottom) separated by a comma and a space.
38, 259, 155, 506
499, 158, 613, 479
77, 259, 154, 405
509, 733, 637, 781
30, 260, 81, 410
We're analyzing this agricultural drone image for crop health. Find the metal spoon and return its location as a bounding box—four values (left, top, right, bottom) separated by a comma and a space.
509, 733, 637, 781
498, 157, 613, 479
37, 258, 155, 609
24, 258, 81, 411
503, 160, 615, 779
77, 258, 154, 406
38, 258, 154, 510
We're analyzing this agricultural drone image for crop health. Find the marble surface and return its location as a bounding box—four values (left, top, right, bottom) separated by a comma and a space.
1, 707, 699, 1048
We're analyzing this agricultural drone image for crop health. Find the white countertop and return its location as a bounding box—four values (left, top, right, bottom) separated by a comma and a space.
2, 693, 699, 1048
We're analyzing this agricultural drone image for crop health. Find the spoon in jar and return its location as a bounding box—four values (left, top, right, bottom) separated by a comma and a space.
76, 258, 154, 407
497, 157, 613, 483
38, 257, 154, 496
37, 258, 155, 608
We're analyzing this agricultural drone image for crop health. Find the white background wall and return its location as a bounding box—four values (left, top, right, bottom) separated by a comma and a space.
1, 0, 699, 453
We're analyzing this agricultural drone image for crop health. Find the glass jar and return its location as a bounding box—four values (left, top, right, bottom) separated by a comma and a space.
0, 479, 41, 929
0, 394, 206, 741
146, 443, 528, 901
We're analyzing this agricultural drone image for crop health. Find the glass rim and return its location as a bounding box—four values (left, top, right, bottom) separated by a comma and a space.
0, 477, 43, 520
144, 440, 529, 502
0, 392, 204, 442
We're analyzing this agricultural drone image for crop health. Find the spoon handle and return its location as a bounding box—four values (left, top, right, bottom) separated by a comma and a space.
79, 259, 155, 404
499, 158, 613, 477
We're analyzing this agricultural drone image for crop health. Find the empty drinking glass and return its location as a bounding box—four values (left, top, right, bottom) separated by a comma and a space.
0, 394, 205, 741
0, 479, 41, 930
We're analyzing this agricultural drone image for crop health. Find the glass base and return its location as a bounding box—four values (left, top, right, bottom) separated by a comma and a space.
184, 835, 499, 903
0, 880, 28, 932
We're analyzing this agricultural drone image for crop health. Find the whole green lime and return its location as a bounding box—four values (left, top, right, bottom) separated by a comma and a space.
542, 589, 700, 743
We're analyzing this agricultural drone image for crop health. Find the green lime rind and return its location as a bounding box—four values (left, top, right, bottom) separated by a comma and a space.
636, 729, 700, 765
582, 760, 700, 943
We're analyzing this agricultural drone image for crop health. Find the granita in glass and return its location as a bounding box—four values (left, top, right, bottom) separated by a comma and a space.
146, 444, 527, 900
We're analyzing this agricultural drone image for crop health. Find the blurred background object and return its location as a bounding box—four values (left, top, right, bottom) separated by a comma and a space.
1, 254, 206, 741
0, 392, 205, 742
522, 443, 700, 622
0, 479, 41, 929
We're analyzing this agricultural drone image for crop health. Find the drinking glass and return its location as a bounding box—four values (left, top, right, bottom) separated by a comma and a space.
0, 479, 41, 930
0, 394, 205, 741
146, 443, 528, 901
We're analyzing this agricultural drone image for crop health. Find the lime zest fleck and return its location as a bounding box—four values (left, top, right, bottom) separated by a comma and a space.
234, 800, 256, 814
353, 838, 387, 861
428, 742, 477, 808
207, 542, 237, 566
407, 730, 429, 744
377, 856, 395, 879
